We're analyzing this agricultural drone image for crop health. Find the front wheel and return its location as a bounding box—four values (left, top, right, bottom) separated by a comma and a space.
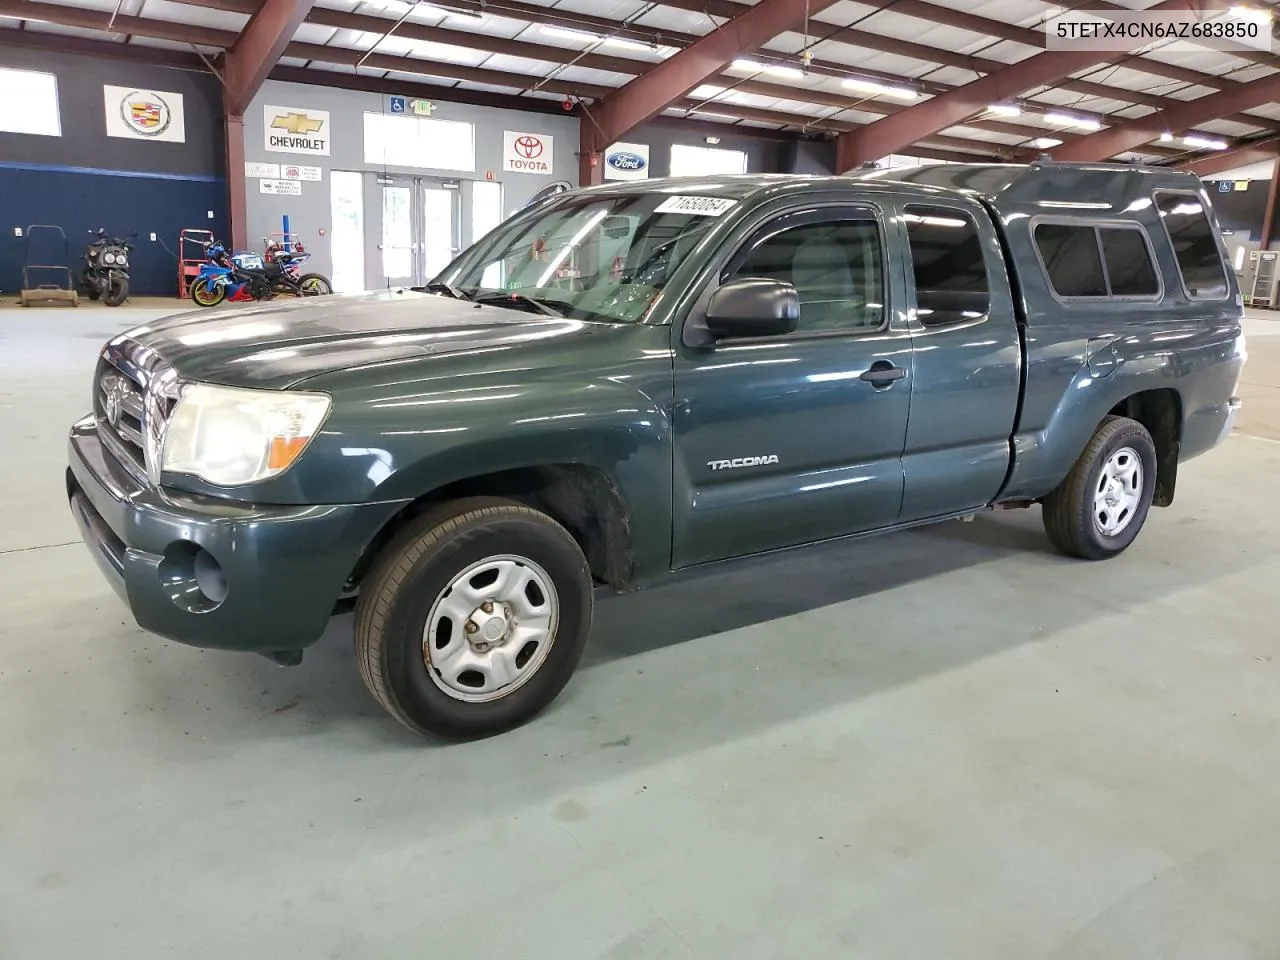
102, 275, 129, 307
297, 273, 332, 296
355, 499, 593, 739
190, 277, 226, 307
1042, 415, 1158, 560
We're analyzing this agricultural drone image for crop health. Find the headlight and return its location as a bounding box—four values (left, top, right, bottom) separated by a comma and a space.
116, 256, 128, 268
161, 383, 331, 486
103, 252, 116, 265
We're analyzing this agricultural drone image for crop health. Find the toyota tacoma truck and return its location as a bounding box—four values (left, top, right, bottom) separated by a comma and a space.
67, 162, 1246, 739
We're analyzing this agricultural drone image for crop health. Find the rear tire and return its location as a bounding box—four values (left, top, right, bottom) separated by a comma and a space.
1042, 415, 1158, 560
298, 273, 332, 296
355, 498, 593, 740
102, 276, 129, 307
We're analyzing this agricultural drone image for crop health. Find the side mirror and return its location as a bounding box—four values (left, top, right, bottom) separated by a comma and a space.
704, 278, 799, 339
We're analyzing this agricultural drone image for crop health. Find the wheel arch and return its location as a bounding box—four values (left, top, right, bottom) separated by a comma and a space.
346, 462, 635, 597
1106, 387, 1182, 507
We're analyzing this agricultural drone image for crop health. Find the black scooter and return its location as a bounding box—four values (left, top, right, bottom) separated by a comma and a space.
83, 228, 134, 307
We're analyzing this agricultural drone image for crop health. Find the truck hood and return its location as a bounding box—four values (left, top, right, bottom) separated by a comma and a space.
124, 290, 609, 389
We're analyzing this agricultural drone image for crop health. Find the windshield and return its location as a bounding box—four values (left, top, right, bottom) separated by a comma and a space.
437, 193, 739, 323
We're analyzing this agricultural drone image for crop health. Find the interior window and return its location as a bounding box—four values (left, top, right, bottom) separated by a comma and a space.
729, 218, 884, 333
1154, 193, 1229, 300
903, 205, 990, 326
1035, 223, 1107, 298
1100, 228, 1159, 297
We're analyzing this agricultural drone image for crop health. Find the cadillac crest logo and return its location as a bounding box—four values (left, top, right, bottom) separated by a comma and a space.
120, 90, 171, 137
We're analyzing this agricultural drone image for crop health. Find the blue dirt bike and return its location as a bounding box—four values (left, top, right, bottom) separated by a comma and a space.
190, 238, 332, 307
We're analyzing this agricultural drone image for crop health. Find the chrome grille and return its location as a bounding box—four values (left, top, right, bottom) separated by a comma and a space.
94, 361, 148, 474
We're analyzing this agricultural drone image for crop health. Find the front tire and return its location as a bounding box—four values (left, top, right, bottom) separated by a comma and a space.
190, 277, 226, 307
102, 276, 129, 307
355, 499, 593, 739
1042, 415, 1157, 560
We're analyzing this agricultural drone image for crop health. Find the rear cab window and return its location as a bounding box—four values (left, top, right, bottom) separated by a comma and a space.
1033, 220, 1161, 301
1153, 191, 1229, 300
902, 204, 991, 326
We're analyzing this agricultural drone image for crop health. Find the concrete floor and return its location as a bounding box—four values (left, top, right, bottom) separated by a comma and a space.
2, 305, 1279, 959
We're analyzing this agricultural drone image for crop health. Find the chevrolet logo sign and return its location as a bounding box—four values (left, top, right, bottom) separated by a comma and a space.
271, 113, 323, 135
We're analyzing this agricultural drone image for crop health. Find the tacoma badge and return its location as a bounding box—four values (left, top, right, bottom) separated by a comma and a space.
707, 455, 780, 471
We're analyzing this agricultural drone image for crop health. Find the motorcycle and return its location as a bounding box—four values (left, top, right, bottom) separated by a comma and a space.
190, 238, 332, 307
82, 228, 134, 307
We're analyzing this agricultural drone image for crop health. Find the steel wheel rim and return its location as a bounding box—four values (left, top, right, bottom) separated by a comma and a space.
422, 554, 559, 703
1093, 446, 1143, 537
300, 278, 329, 296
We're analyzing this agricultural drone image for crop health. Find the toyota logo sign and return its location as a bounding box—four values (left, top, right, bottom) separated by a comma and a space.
515, 135, 543, 159
505, 131, 555, 174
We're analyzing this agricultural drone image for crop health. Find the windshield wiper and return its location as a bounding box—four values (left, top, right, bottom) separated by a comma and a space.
421, 281, 472, 301
473, 291, 566, 318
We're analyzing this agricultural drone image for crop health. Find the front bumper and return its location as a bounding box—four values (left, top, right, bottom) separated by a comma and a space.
67, 416, 408, 654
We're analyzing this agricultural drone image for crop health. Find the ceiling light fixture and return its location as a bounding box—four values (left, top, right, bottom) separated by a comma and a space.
540, 24, 601, 42
1031, 137, 1063, 148
842, 77, 919, 100
420, 3, 485, 21
1229, 5, 1272, 23
1044, 112, 1101, 131
987, 103, 1022, 117
1183, 134, 1228, 150
601, 36, 658, 52
731, 58, 805, 78
1159, 131, 1174, 142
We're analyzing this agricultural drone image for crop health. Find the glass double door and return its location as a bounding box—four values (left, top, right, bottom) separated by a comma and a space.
378, 176, 461, 287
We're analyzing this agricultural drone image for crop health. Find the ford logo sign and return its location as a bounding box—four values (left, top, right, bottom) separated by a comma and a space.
607, 151, 647, 172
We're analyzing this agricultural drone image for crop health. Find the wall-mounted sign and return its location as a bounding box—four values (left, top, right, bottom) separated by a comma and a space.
104, 85, 185, 143
504, 131, 553, 175
410, 99, 435, 116
389, 96, 406, 114
1218, 180, 1232, 193
281, 163, 323, 181
264, 105, 330, 155
604, 142, 649, 181
260, 179, 302, 196
1235, 180, 1251, 192
245, 161, 279, 178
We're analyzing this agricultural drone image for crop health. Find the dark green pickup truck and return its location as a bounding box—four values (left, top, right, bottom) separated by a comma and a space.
67, 162, 1246, 738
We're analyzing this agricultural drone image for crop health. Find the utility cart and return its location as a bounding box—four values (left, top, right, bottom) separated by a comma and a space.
19, 224, 79, 307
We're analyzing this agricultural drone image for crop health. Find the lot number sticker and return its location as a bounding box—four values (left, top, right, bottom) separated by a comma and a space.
654, 196, 737, 216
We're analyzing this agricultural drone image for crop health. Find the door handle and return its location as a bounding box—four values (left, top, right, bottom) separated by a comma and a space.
859, 362, 907, 386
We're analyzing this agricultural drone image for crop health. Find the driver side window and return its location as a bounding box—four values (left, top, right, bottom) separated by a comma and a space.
726, 216, 885, 334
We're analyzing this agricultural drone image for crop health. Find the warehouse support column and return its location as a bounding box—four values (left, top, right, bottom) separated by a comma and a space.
226, 113, 248, 252
222, 0, 316, 251
1261, 160, 1280, 252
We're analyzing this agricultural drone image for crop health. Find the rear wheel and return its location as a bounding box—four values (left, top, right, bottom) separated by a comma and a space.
102, 276, 129, 307
298, 273, 332, 296
190, 277, 226, 307
1042, 415, 1158, 560
355, 499, 593, 739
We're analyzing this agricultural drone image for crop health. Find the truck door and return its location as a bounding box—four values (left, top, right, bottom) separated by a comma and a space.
895, 199, 1022, 522
671, 204, 913, 568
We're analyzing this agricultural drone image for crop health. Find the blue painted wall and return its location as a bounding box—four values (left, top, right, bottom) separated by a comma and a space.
0, 46, 227, 296
0, 166, 227, 296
